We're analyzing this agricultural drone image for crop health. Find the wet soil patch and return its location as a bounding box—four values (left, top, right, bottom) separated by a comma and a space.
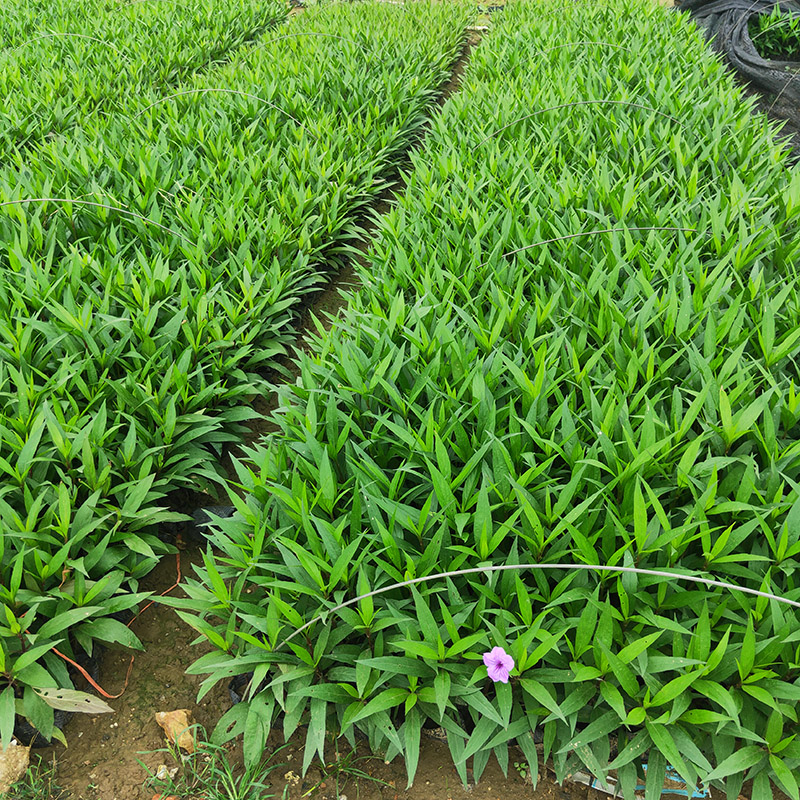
266, 735, 608, 800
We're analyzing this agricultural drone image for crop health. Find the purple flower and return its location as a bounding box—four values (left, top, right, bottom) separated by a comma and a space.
483, 646, 514, 683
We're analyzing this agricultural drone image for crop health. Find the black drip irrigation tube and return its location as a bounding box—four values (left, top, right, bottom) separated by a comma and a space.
677, 0, 800, 104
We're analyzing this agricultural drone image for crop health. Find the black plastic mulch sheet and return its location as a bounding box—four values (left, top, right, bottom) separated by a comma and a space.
677, 0, 800, 104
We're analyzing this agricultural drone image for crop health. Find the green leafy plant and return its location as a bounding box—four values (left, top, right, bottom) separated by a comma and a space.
3, 753, 65, 800
0, 0, 471, 744
142, 724, 290, 800
174, 0, 800, 798
1, 561, 142, 747
749, 5, 800, 60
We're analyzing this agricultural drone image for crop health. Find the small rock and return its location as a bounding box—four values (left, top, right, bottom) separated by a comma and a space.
284, 770, 300, 786
0, 741, 30, 795
155, 709, 195, 754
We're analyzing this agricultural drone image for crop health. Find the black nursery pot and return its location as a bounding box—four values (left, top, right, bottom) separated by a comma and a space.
159, 504, 237, 546
228, 671, 253, 705
228, 670, 271, 705
13, 708, 73, 748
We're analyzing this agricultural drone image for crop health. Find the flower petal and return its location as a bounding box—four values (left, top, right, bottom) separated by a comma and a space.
487, 664, 510, 683
482, 647, 514, 682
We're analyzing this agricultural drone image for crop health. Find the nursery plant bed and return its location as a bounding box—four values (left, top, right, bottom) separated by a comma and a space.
239, 29, 483, 453
33, 27, 490, 800
10, 0, 800, 798
176, 0, 800, 797
37, 551, 608, 800
0, 0, 473, 749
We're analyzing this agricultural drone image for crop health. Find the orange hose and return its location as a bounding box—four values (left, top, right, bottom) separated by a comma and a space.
130, 551, 183, 623
52, 552, 182, 700
51, 647, 133, 699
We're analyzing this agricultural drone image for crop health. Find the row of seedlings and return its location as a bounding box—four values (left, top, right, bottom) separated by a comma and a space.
176, 0, 800, 796
0, 1, 471, 746
0, 0, 287, 158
